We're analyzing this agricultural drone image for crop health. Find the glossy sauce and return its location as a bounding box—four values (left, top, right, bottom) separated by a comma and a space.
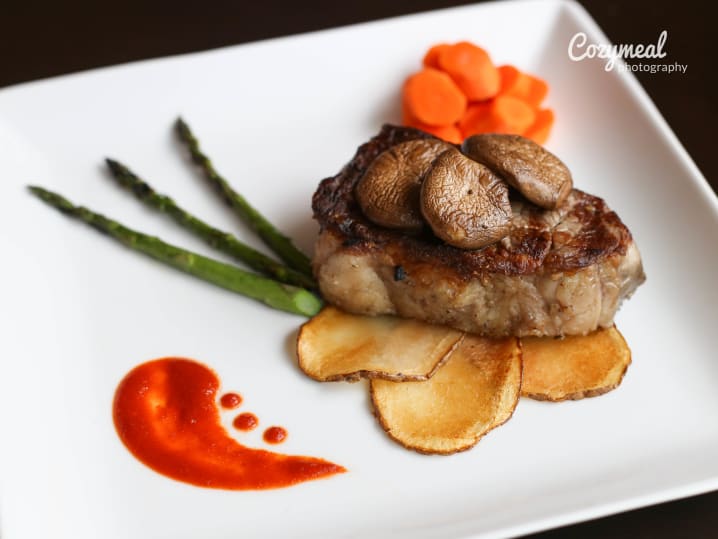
233, 412, 258, 431
220, 392, 242, 409
264, 426, 288, 444
113, 357, 345, 490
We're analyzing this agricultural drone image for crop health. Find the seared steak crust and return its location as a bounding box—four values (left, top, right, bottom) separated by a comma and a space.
311, 125, 645, 337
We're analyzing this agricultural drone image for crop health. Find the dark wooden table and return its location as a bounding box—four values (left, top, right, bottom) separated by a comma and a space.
3, 2, 716, 537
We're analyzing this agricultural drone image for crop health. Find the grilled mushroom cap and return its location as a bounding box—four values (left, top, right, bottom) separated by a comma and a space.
420, 148, 512, 249
462, 134, 572, 209
356, 139, 452, 231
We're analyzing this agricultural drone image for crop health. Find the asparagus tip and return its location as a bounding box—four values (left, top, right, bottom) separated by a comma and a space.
105, 158, 135, 181
28, 185, 54, 200
27, 185, 76, 214
175, 117, 189, 133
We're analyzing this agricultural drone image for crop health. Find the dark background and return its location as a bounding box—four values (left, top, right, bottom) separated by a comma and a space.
2, 1, 716, 537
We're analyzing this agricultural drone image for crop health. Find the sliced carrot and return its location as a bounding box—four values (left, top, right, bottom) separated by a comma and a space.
402, 42, 553, 142
459, 96, 537, 138
402, 105, 462, 144
423, 43, 451, 69
458, 103, 496, 138
524, 75, 548, 108
498, 65, 548, 108
419, 123, 463, 144
498, 65, 518, 92
498, 65, 531, 96
437, 41, 500, 101
403, 68, 467, 126
524, 108, 554, 145
488, 95, 536, 134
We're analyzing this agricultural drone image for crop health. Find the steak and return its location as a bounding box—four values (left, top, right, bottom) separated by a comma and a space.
312, 125, 645, 337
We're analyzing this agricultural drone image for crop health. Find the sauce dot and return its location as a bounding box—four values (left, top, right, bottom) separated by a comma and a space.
220, 392, 242, 409
233, 412, 258, 431
264, 426, 287, 444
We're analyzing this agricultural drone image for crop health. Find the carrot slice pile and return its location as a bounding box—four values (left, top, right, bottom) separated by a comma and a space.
401, 43, 554, 145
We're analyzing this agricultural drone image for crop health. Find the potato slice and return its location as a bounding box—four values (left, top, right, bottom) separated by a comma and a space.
370, 336, 521, 454
297, 306, 463, 382
521, 326, 631, 401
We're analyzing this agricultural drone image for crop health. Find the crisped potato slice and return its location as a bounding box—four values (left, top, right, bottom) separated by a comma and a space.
370, 336, 521, 454
297, 306, 463, 382
521, 326, 631, 401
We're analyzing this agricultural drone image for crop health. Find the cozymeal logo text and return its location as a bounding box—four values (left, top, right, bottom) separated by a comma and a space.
568, 30, 687, 74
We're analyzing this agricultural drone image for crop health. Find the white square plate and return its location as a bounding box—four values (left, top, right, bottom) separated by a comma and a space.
1, 1, 717, 537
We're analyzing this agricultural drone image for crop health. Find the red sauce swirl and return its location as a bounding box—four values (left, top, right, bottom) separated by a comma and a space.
113, 357, 345, 490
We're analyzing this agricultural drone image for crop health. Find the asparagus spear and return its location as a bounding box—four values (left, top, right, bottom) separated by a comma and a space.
175, 118, 313, 278
28, 186, 322, 317
105, 158, 316, 290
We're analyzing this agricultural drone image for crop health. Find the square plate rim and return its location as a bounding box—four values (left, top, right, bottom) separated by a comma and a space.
1, 1, 718, 538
